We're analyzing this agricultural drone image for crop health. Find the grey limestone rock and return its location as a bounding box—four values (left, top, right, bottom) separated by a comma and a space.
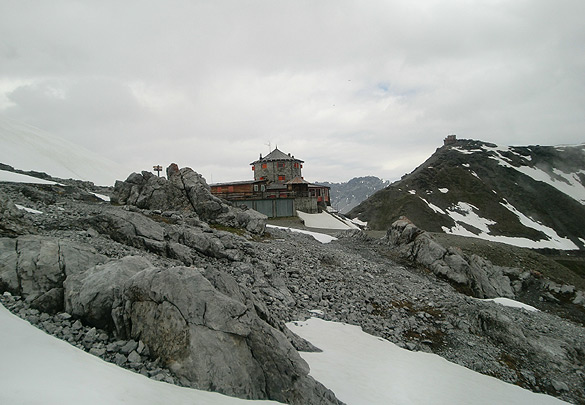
111, 165, 266, 235
0, 235, 106, 313
64, 255, 154, 331
116, 265, 341, 404
386, 218, 515, 299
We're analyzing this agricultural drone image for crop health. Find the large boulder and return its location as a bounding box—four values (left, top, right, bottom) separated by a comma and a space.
386, 218, 515, 298
111, 165, 266, 234
64, 256, 154, 331
116, 265, 341, 404
0, 235, 106, 313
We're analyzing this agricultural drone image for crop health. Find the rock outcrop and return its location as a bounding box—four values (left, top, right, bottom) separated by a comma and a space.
0, 191, 30, 236
386, 218, 516, 298
111, 165, 266, 234
0, 235, 106, 313
115, 265, 341, 404
64, 255, 154, 331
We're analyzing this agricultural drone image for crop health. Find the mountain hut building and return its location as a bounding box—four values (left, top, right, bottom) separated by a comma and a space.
210, 147, 330, 218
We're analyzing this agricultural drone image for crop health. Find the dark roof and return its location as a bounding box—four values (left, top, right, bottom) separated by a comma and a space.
250, 147, 304, 165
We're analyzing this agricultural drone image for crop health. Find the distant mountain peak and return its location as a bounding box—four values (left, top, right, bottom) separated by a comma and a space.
349, 140, 585, 250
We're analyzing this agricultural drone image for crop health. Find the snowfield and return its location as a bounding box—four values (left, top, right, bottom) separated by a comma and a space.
297, 210, 359, 230
0, 169, 61, 185
0, 303, 567, 405
287, 318, 566, 405
0, 118, 126, 186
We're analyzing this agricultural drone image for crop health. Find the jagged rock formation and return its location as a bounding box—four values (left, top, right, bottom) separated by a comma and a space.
112, 164, 267, 235
349, 140, 585, 250
386, 218, 517, 298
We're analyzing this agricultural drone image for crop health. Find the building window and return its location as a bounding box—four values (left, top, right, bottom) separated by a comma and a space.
252, 166, 255, 171
293, 163, 298, 168
277, 162, 285, 168
253, 184, 258, 191
261, 185, 265, 191
260, 176, 265, 180
262, 163, 267, 169
278, 175, 285, 181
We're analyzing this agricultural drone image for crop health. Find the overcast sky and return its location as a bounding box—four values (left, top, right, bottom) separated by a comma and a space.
1, 1, 584, 184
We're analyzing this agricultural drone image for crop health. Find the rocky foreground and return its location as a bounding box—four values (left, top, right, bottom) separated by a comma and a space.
1, 165, 584, 404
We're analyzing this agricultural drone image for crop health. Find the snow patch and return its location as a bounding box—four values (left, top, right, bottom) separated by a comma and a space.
349, 217, 368, 227
297, 210, 357, 230
420, 197, 446, 215
439, 188, 449, 194
0, 118, 127, 186
444, 202, 495, 234
486, 145, 585, 205
0, 169, 61, 185
480, 297, 539, 312
408, 190, 416, 195
266, 224, 337, 244
15, 204, 43, 215
500, 200, 578, 250
91, 193, 111, 202
287, 318, 565, 405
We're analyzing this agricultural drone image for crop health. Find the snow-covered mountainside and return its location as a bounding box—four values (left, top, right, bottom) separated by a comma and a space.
320, 176, 390, 214
0, 117, 126, 186
349, 139, 585, 250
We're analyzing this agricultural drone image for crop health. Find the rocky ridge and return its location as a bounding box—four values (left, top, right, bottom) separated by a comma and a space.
349, 139, 585, 251
1, 165, 585, 404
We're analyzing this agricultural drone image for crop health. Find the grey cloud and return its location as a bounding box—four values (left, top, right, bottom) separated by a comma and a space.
1, 0, 584, 183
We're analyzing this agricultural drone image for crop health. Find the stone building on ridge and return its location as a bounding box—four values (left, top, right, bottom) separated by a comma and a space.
210, 147, 330, 218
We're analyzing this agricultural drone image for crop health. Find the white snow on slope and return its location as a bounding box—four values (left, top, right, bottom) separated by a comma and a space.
444, 202, 495, 233
266, 224, 337, 243
0, 303, 282, 405
480, 297, 539, 312
287, 318, 566, 405
500, 200, 577, 249
442, 201, 578, 250
297, 210, 357, 230
0, 118, 127, 186
15, 204, 43, 214
484, 145, 585, 205
0, 169, 61, 185
420, 197, 446, 215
